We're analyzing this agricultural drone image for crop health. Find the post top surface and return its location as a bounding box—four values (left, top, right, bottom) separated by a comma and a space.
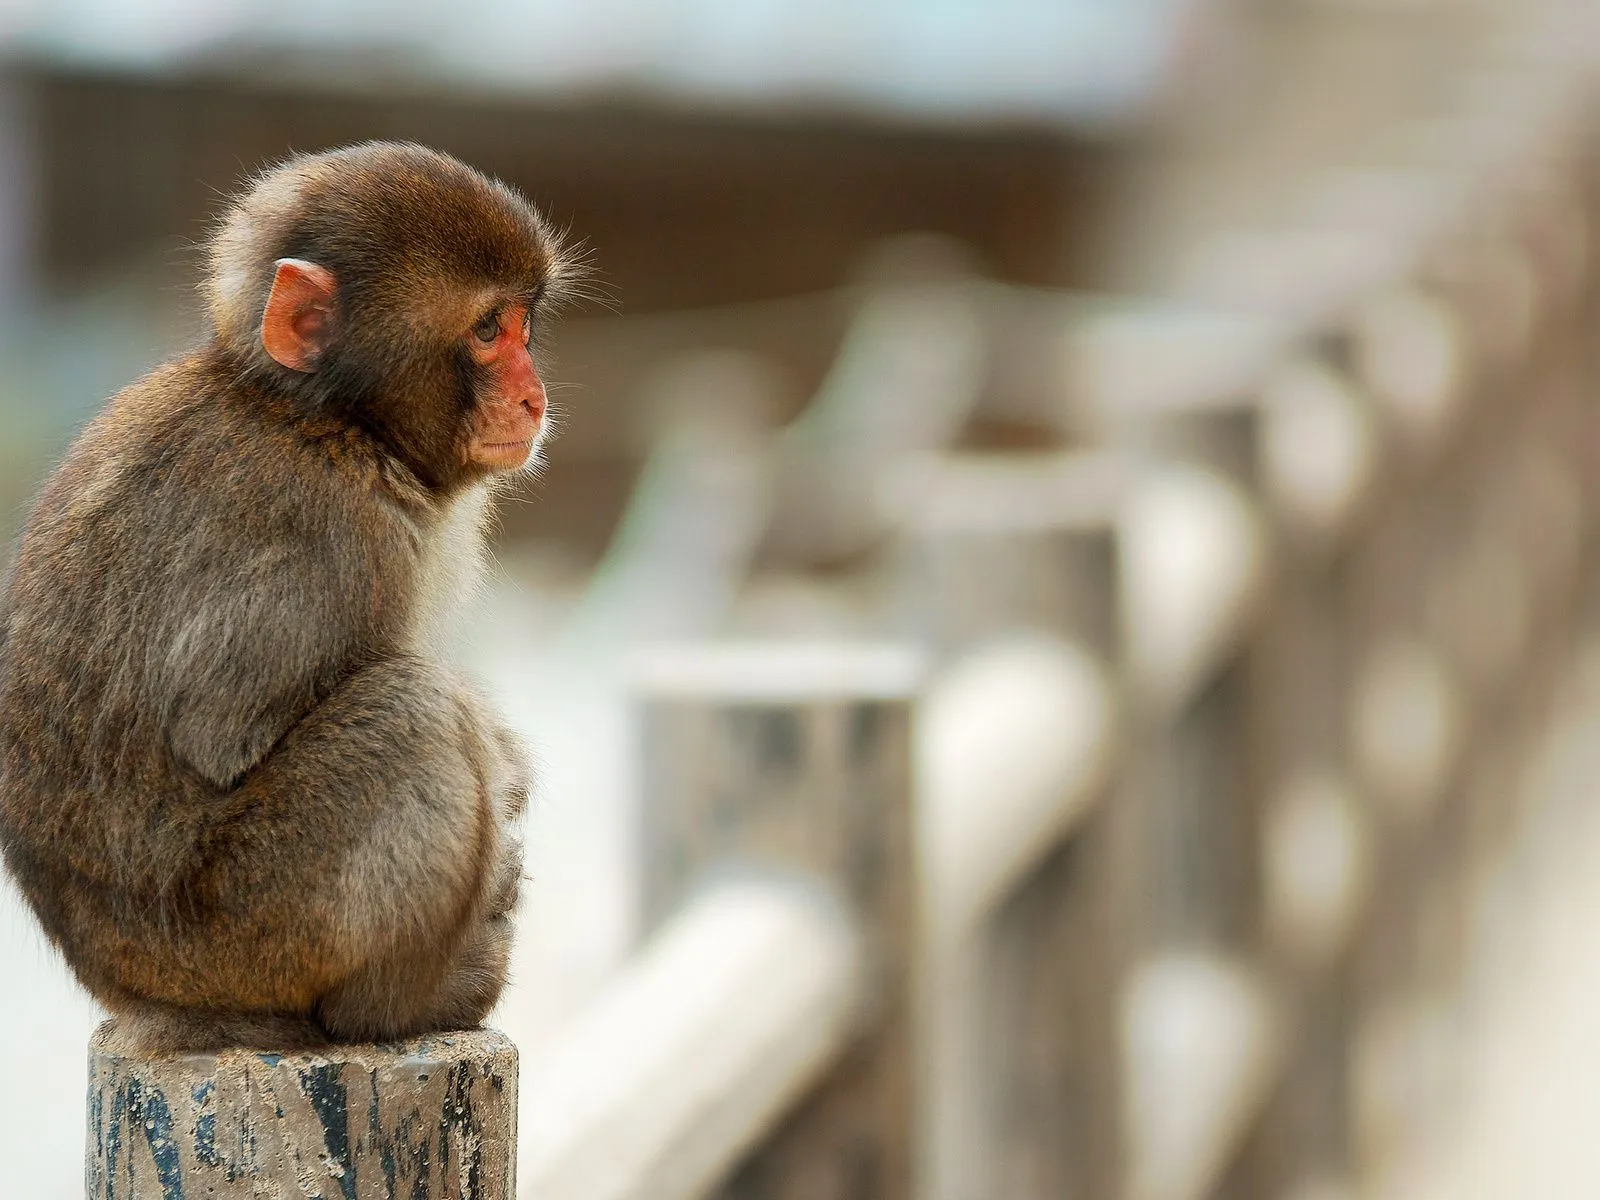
89, 1021, 517, 1070
633, 640, 928, 700
906, 449, 1134, 534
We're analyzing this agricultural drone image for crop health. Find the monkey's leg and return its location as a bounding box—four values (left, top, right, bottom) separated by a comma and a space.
98, 996, 330, 1056
316, 912, 515, 1043
160, 656, 513, 1047
317, 767, 524, 1043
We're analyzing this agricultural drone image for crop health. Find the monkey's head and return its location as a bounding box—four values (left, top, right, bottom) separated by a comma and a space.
206, 141, 581, 493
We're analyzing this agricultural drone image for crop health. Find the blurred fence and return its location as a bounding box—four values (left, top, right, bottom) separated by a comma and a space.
496, 21, 1600, 1200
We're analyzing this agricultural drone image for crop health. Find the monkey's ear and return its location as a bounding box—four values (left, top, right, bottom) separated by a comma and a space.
262, 258, 337, 372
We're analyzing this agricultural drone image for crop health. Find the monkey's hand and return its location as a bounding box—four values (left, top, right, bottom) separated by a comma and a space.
489, 722, 532, 824
437, 719, 525, 1026
483, 719, 530, 919
486, 808, 524, 919
448, 678, 530, 918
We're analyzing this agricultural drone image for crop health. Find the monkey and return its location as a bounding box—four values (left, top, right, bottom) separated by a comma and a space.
0, 142, 585, 1054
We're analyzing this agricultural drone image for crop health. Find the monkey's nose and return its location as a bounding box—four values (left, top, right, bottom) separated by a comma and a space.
524, 381, 547, 422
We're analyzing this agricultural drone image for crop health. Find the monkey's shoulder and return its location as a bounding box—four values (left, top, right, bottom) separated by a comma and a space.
47, 354, 402, 533
45, 356, 282, 504
11, 349, 469, 670
13, 358, 415, 635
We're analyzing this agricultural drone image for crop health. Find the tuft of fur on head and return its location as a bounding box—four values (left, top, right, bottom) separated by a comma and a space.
205, 159, 323, 363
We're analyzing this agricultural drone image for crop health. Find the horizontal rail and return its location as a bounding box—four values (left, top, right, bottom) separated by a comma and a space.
1119, 464, 1267, 712
1123, 954, 1281, 1200
919, 635, 1116, 940
519, 878, 861, 1200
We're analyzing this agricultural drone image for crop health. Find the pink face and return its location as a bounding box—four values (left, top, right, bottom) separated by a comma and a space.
463, 302, 547, 473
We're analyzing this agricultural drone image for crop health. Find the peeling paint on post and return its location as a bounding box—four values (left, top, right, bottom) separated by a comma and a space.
86, 1024, 517, 1199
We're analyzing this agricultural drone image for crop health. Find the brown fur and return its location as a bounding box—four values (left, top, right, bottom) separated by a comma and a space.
0, 143, 579, 1053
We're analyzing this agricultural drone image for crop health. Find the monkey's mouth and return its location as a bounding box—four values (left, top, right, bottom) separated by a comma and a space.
478, 439, 536, 470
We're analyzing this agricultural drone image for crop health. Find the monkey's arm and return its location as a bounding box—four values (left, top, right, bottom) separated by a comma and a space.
155, 538, 371, 789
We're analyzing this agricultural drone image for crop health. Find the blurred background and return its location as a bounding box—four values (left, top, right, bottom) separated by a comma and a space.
5, 0, 1600, 1197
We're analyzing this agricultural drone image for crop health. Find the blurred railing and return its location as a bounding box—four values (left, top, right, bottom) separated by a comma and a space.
507, 24, 1600, 1200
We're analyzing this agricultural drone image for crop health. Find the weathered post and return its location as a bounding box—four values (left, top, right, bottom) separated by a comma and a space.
901, 431, 1274, 1200
635, 639, 924, 1200
1066, 307, 1351, 1199
904, 448, 1125, 1200
87, 1026, 518, 1199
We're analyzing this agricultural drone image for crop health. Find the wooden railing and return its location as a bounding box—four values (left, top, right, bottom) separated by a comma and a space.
506, 27, 1600, 1199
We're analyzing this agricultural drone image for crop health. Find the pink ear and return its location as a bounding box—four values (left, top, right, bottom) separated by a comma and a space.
261, 258, 337, 372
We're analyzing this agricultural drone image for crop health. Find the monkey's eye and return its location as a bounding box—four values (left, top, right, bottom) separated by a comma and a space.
521, 311, 533, 345
472, 311, 502, 345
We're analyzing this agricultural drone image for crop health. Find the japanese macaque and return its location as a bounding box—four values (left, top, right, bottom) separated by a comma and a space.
0, 142, 584, 1053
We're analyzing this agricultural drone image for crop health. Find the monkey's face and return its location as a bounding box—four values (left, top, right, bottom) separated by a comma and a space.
459, 299, 547, 474
230, 142, 579, 495
260, 259, 557, 492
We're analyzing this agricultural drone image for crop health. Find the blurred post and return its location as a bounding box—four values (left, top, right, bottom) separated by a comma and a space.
760, 244, 987, 571
906, 449, 1124, 1200
634, 640, 924, 1200
569, 350, 781, 644
1119, 344, 1384, 1193
1061, 306, 1291, 1198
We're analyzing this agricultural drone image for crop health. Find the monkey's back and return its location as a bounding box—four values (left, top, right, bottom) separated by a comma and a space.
0, 353, 417, 1001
